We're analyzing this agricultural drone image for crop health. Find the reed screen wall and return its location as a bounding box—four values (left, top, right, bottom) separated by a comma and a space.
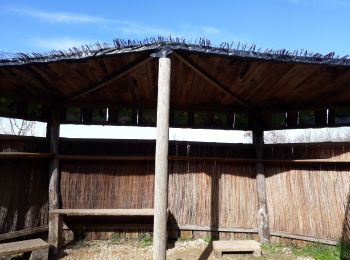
1, 136, 350, 243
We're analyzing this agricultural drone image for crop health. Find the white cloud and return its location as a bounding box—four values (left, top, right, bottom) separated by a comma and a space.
4, 6, 247, 50
31, 36, 96, 50
6, 6, 108, 24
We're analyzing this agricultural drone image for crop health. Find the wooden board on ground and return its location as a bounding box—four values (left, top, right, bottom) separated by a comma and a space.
0, 238, 48, 256
213, 240, 261, 257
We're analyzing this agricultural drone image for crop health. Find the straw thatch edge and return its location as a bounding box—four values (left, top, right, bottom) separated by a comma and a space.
0, 36, 349, 67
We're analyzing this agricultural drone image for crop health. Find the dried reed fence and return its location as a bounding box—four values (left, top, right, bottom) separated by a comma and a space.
60, 161, 258, 229
2, 136, 350, 244
0, 159, 49, 233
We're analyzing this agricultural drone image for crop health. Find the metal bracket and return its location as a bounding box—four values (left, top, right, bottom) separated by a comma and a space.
151, 46, 173, 58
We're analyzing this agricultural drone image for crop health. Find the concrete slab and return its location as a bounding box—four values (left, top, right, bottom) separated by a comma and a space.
213, 240, 261, 257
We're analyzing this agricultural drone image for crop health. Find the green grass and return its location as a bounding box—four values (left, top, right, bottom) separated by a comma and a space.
109, 232, 124, 245
262, 242, 350, 260
203, 236, 214, 244
261, 243, 286, 255
138, 232, 153, 247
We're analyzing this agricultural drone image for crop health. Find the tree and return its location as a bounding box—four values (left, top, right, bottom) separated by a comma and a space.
0, 118, 36, 136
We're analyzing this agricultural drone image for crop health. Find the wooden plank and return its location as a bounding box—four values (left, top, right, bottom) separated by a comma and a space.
56, 154, 350, 164
153, 57, 171, 260
253, 126, 270, 243
0, 226, 48, 242
173, 224, 258, 233
49, 208, 154, 216
0, 152, 52, 159
270, 231, 338, 245
57, 155, 154, 161
0, 238, 48, 256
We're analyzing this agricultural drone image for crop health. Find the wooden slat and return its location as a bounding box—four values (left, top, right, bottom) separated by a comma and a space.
270, 231, 338, 245
0, 152, 52, 158
0, 226, 48, 242
57, 155, 154, 161
0, 238, 48, 256
49, 208, 154, 216
56, 154, 350, 164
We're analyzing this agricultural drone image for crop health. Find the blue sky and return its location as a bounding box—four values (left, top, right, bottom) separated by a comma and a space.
0, 0, 350, 55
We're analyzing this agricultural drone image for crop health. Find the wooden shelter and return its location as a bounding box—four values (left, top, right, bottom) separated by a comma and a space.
1, 38, 350, 259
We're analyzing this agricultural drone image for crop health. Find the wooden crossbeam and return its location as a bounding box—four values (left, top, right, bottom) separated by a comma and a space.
173, 52, 255, 111
62, 56, 153, 102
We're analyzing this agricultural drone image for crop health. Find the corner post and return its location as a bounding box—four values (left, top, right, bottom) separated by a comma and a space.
47, 107, 61, 254
253, 118, 270, 243
153, 48, 172, 260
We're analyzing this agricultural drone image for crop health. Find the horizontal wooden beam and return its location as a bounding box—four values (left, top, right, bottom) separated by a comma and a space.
57, 155, 154, 161
173, 224, 258, 233
173, 52, 255, 111
0, 226, 48, 242
62, 56, 153, 102
0, 152, 53, 159
49, 208, 154, 217
270, 231, 337, 245
55, 154, 350, 164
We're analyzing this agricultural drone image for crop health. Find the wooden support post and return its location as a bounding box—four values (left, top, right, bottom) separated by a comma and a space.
48, 107, 60, 210
48, 213, 63, 254
253, 125, 270, 243
47, 107, 60, 255
153, 56, 171, 260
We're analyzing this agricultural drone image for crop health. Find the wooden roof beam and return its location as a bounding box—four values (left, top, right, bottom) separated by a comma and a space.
173, 52, 256, 112
62, 56, 153, 102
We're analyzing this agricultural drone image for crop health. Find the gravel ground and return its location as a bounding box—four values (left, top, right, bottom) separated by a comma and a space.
59, 239, 313, 260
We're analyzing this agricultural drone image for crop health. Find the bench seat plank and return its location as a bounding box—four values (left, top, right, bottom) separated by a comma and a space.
49, 208, 155, 216
0, 238, 48, 256
0, 226, 48, 242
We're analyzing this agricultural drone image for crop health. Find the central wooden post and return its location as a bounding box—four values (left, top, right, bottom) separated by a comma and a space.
47, 107, 61, 254
153, 56, 171, 260
253, 123, 270, 243
48, 107, 60, 210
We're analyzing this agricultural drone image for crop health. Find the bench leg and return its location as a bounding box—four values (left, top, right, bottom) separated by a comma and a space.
214, 251, 223, 258
253, 249, 262, 257
29, 248, 49, 260
48, 213, 63, 255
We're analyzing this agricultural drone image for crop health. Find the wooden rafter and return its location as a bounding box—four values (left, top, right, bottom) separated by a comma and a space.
62, 56, 153, 102
173, 52, 255, 111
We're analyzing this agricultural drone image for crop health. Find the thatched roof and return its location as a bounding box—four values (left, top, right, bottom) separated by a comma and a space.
1, 37, 349, 67
0, 37, 350, 115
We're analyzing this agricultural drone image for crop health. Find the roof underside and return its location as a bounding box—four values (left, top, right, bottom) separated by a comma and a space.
0, 38, 350, 112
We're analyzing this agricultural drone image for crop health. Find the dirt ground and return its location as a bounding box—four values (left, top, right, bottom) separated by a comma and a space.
58, 239, 309, 260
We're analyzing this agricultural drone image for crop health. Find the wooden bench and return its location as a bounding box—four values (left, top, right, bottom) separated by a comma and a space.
0, 226, 48, 242
0, 238, 48, 260
213, 240, 261, 257
48, 208, 156, 253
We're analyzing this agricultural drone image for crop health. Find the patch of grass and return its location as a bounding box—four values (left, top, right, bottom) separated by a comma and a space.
203, 236, 214, 244
177, 236, 193, 243
261, 242, 350, 260
109, 232, 123, 245
261, 243, 286, 255
138, 232, 152, 247
291, 243, 339, 260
